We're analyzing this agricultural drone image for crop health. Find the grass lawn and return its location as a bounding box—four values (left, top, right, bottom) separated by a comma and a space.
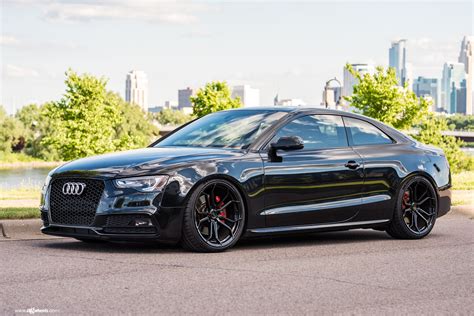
0, 207, 39, 220
0, 187, 41, 200
452, 171, 474, 190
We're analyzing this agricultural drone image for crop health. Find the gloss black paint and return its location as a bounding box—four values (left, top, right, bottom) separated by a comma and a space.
41, 108, 452, 243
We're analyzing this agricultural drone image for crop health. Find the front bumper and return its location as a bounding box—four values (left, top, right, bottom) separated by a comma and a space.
41, 207, 184, 244
40, 176, 185, 243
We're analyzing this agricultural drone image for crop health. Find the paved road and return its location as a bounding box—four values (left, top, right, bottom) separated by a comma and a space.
1, 212, 473, 315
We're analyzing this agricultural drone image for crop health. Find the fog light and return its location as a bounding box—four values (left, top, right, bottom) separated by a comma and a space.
132, 218, 153, 227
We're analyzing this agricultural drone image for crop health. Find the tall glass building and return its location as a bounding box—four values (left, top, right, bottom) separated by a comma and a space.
389, 39, 411, 88
441, 63, 466, 114
413, 77, 440, 111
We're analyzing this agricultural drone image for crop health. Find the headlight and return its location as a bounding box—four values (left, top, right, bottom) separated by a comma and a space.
114, 175, 169, 192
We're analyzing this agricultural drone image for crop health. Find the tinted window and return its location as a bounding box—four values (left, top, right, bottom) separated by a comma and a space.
344, 117, 392, 146
156, 110, 287, 149
272, 115, 348, 150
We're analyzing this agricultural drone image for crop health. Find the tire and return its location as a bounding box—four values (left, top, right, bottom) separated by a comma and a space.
181, 179, 246, 252
386, 175, 438, 239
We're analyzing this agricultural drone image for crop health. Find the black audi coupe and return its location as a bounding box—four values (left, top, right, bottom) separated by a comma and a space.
40, 107, 451, 252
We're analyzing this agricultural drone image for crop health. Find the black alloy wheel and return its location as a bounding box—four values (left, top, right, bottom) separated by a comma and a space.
387, 176, 438, 239
181, 179, 245, 252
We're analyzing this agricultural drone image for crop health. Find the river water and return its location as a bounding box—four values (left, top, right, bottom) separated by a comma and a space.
0, 167, 52, 189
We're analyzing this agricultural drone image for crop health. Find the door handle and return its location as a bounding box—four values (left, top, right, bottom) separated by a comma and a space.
345, 161, 360, 169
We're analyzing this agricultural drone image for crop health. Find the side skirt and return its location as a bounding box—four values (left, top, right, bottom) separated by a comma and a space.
245, 219, 390, 236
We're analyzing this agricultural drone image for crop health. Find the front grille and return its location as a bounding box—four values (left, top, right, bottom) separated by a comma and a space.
49, 178, 104, 226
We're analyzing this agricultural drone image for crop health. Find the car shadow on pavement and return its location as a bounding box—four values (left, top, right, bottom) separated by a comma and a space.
37, 229, 395, 253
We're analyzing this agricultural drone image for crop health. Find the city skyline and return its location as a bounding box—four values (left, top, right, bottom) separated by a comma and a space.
1, 1, 472, 114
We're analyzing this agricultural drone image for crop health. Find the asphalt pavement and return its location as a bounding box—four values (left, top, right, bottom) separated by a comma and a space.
1, 211, 473, 315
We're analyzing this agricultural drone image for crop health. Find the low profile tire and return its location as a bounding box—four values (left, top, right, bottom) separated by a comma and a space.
74, 238, 106, 243
181, 179, 246, 252
386, 176, 438, 239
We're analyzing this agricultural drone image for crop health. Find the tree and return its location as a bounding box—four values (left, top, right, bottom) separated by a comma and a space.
41, 70, 122, 161
413, 115, 473, 173
344, 64, 430, 130
108, 92, 159, 150
0, 105, 26, 153
155, 108, 192, 126
191, 81, 241, 118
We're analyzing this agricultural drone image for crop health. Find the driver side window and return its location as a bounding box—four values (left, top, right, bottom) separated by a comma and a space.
272, 115, 348, 150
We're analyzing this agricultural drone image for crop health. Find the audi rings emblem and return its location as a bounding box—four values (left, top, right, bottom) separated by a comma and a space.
62, 182, 86, 195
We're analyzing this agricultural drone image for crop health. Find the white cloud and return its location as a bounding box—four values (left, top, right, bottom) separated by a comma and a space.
0, 35, 21, 46
5, 64, 40, 78
36, 1, 206, 24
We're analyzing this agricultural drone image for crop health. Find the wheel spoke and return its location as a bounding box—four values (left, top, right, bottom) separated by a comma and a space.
416, 190, 427, 204
414, 209, 430, 225
213, 220, 222, 245
217, 200, 235, 211
197, 217, 209, 228
218, 216, 242, 224
418, 207, 435, 217
217, 220, 234, 238
417, 196, 431, 206
210, 184, 217, 207
206, 220, 213, 241
413, 212, 421, 232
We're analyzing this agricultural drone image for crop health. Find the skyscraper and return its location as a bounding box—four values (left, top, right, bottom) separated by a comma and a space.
125, 70, 148, 112
441, 62, 466, 114
458, 36, 473, 114
389, 39, 412, 88
342, 63, 375, 110
178, 87, 194, 109
231, 85, 260, 107
413, 77, 440, 111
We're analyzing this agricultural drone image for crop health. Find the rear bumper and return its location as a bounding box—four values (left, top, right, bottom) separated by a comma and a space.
437, 187, 451, 218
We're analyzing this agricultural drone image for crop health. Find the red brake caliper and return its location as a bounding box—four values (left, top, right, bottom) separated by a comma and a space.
402, 191, 410, 209
215, 195, 227, 222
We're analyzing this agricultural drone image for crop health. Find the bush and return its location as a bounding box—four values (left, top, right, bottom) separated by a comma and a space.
412, 115, 474, 173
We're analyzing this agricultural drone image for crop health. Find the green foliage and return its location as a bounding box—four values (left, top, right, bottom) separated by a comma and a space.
344, 65, 430, 130
15, 103, 59, 160
0, 105, 26, 153
41, 70, 122, 160
109, 92, 159, 150
155, 108, 192, 125
39, 70, 158, 161
191, 81, 241, 118
446, 114, 474, 131
412, 115, 474, 173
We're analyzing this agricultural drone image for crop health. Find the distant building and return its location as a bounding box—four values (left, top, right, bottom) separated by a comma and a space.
231, 85, 260, 107
178, 87, 194, 110
389, 39, 412, 88
458, 36, 473, 114
342, 63, 375, 109
148, 101, 178, 114
125, 70, 148, 112
441, 62, 467, 114
275, 98, 306, 107
413, 76, 440, 111
322, 86, 342, 109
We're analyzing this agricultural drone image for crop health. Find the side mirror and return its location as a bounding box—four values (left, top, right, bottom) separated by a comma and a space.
268, 136, 304, 162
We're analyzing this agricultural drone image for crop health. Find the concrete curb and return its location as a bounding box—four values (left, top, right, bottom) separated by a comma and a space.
0, 205, 472, 241
0, 219, 61, 240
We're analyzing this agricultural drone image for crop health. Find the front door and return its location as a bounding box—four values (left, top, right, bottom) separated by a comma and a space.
260, 114, 364, 227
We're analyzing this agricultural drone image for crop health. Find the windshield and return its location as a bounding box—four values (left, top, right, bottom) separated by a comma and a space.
155, 110, 287, 149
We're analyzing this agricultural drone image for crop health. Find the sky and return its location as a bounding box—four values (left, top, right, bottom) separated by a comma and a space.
1, 0, 473, 114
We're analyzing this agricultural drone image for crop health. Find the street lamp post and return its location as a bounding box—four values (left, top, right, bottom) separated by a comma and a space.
323, 77, 342, 109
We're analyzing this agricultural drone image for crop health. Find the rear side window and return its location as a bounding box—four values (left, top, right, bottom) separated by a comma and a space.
272, 115, 348, 150
344, 117, 392, 146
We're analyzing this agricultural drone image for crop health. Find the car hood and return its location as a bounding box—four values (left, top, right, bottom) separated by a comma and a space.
53, 147, 244, 178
